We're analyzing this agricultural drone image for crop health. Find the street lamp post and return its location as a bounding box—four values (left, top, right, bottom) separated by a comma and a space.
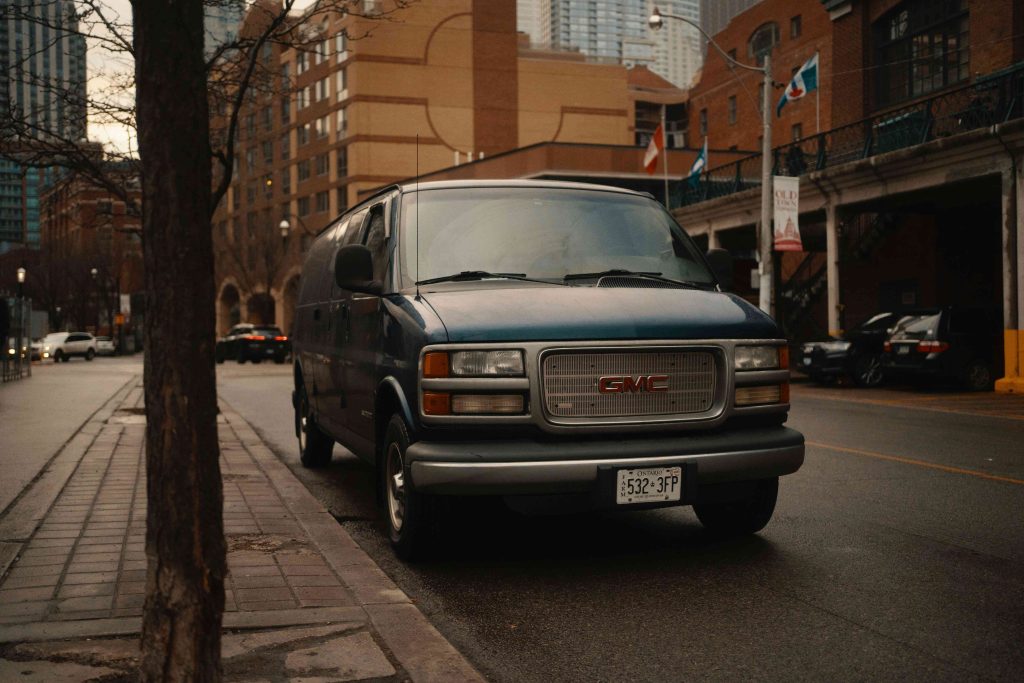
649, 7, 775, 315
15, 266, 29, 377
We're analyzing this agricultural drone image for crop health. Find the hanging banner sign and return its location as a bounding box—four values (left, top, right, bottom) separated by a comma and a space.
773, 175, 803, 251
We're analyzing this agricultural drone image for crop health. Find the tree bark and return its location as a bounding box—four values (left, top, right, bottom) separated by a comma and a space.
133, 1, 225, 680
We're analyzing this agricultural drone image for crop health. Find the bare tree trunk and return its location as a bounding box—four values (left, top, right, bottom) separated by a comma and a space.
133, 1, 225, 680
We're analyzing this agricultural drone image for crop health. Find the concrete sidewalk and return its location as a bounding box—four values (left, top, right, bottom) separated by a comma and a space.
0, 378, 483, 682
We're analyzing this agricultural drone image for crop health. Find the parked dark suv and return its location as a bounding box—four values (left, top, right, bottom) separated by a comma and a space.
801, 311, 917, 387
882, 307, 999, 391
291, 180, 804, 558
216, 324, 290, 364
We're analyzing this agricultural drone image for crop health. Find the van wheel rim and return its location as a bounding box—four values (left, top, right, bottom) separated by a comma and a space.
386, 443, 405, 533
298, 396, 308, 452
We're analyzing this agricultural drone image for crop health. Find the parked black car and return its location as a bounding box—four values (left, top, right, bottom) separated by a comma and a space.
291, 180, 804, 559
801, 311, 926, 387
882, 307, 999, 391
216, 324, 290, 364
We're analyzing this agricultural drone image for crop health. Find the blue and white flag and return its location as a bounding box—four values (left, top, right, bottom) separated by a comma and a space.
687, 137, 707, 188
776, 53, 819, 117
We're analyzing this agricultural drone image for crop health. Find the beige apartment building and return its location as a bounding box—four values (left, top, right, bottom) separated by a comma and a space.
213, 0, 666, 333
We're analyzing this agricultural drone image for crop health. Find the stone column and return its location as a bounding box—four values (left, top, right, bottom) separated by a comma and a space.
825, 204, 841, 337
996, 158, 1023, 392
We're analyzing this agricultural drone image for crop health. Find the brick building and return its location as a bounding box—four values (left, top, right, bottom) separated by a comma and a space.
672, 0, 1024, 391
213, 0, 693, 334
38, 169, 143, 336
686, 0, 832, 152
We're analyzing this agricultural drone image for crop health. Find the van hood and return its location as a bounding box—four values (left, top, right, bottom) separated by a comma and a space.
419, 284, 780, 342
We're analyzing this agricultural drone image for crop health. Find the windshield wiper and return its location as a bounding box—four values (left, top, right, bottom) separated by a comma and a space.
416, 271, 564, 286
562, 269, 710, 289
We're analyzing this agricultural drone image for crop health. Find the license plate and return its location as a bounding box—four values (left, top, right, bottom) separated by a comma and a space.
897, 345, 910, 355
802, 357, 812, 365
616, 466, 682, 505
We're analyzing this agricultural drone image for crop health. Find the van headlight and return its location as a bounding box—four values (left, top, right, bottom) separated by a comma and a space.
423, 350, 524, 377
735, 345, 784, 370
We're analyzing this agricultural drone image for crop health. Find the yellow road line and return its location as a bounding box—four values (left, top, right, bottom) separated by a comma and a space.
807, 441, 1024, 486
795, 392, 1024, 421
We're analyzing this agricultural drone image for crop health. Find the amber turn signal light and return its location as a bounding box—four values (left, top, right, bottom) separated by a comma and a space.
422, 391, 451, 415
423, 352, 449, 378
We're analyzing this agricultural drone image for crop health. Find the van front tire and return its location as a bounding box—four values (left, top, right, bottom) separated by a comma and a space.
383, 414, 432, 561
694, 477, 778, 536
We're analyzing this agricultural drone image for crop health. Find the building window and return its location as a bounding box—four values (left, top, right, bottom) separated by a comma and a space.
246, 183, 256, 204
336, 68, 347, 99
335, 32, 347, 57
297, 123, 310, 145
728, 96, 737, 125
280, 133, 290, 160
873, 0, 968, 108
747, 22, 779, 65
261, 106, 272, 131
262, 140, 273, 164
315, 116, 328, 139
245, 114, 255, 136
699, 108, 707, 137
297, 159, 310, 181
336, 187, 348, 213
245, 148, 256, 169
279, 168, 290, 194
316, 77, 329, 101
298, 195, 310, 216
297, 51, 308, 74
336, 108, 347, 139
280, 97, 290, 124
315, 191, 329, 213
316, 153, 328, 176
336, 147, 348, 177
792, 123, 803, 141
790, 15, 802, 39
298, 87, 310, 109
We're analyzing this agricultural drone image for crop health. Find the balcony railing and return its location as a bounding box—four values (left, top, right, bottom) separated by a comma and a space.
675, 61, 1024, 208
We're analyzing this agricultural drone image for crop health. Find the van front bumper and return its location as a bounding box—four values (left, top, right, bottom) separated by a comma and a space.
406, 427, 804, 495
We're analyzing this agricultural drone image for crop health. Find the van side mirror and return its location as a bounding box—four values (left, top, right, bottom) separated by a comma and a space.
335, 245, 382, 295
705, 248, 734, 291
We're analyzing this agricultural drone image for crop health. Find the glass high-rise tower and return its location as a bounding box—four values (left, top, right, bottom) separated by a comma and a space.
1, 0, 87, 250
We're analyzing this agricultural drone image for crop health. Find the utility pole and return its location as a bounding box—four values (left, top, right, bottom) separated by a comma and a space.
649, 7, 775, 316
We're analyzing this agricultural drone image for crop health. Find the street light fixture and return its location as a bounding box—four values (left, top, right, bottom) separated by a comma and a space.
648, 7, 775, 315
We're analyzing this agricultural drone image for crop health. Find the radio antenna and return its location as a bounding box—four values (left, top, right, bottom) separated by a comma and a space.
415, 133, 420, 298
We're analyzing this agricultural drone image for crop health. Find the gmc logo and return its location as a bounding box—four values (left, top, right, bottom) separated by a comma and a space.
598, 375, 669, 393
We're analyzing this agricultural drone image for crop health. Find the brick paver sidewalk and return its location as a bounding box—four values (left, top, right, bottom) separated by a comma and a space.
0, 379, 482, 682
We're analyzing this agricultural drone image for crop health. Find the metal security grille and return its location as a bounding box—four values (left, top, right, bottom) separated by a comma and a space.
542, 350, 717, 419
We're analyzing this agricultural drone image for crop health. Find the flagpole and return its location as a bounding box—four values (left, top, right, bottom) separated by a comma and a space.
815, 51, 820, 134
662, 104, 669, 207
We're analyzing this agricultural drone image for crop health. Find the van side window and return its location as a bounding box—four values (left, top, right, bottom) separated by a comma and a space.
363, 206, 387, 281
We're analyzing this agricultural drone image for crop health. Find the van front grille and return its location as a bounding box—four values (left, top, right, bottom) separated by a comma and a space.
541, 350, 717, 419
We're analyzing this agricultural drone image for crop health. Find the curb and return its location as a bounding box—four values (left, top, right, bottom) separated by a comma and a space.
222, 405, 485, 682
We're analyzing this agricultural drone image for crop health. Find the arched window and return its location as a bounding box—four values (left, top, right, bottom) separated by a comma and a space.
747, 22, 779, 65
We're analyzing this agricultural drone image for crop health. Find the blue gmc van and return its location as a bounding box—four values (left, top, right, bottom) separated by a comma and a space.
292, 180, 804, 559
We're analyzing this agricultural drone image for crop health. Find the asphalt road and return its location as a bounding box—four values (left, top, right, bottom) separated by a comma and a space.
217, 363, 1024, 682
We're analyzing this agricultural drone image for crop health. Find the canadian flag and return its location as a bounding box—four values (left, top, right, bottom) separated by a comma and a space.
643, 124, 664, 175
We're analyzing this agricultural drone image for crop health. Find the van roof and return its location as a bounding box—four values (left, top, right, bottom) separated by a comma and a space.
395, 179, 647, 196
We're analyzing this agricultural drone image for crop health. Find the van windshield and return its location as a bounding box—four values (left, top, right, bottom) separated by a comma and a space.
398, 187, 714, 287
